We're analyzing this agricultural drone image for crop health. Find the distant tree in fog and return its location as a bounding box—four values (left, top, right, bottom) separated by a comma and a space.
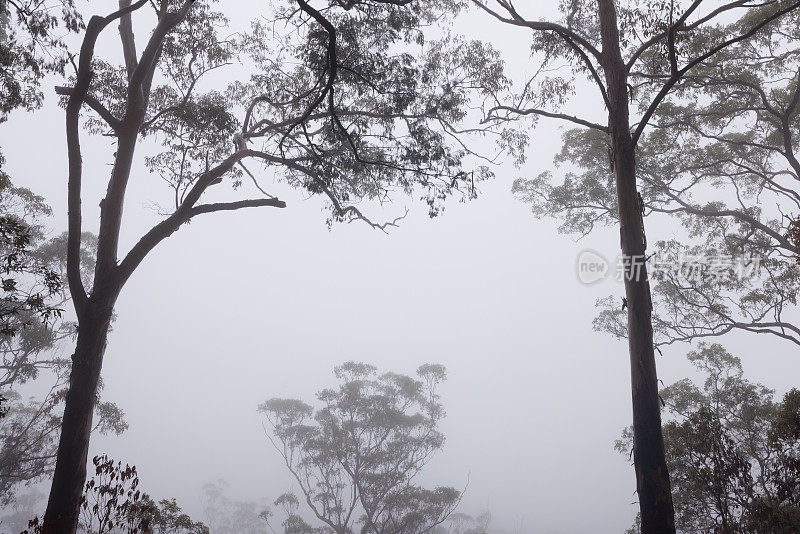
432, 512, 491, 534
260, 363, 461, 534
201, 480, 269, 534
0, 489, 45, 533
131, 496, 208, 534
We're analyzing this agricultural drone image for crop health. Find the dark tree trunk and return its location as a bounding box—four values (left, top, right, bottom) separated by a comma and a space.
40, 3, 225, 532
42, 296, 115, 534
597, 1, 676, 533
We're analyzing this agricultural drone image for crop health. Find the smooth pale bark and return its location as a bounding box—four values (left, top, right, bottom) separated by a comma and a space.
597, 1, 676, 532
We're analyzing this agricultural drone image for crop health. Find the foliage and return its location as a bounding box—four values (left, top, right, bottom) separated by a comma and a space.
76, 455, 149, 534
75, 0, 506, 230
0, 183, 126, 506
130, 496, 209, 534
0, 173, 62, 340
22, 455, 208, 534
616, 344, 800, 533
0, 0, 83, 120
260, 362, 460, 534
509, 1, 800, 347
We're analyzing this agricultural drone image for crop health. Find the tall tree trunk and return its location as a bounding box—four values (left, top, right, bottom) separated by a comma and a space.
597, 1, 676, 533
42, 296, 114, 534
40, 4, 196, 532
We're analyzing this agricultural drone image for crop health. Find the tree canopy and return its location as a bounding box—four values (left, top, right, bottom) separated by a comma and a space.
0, 0, 83, 120
40, 0, 508, 528
510, 1, 800, 348
260, 362, 460, 534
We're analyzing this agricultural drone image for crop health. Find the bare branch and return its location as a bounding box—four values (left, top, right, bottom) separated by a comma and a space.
55, 86, 121, 131
189, 198, 287, 217
64, 0, 149, 316
485, 104, 609, 132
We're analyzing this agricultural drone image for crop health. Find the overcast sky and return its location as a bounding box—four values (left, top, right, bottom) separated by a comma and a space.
1, 2, 798, 533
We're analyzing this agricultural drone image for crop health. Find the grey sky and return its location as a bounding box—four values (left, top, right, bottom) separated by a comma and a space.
1, 1, 798, 532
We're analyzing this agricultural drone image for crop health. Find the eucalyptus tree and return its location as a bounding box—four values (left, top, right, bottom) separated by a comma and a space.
517, 6, 800, 349
43, 0, 502, 531
260, 363, 460, 534
471, 1, 800, 532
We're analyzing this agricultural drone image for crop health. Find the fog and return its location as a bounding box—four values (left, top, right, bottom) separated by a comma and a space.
1, 1, 798, 533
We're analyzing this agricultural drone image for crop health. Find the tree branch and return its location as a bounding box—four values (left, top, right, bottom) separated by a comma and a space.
64, 0, 149, 317
55, 86, 121, 131
116, 149, 249, 286
189, 198, 287, 217
471, 0, 603, 62
118, 0, 138, 80
632, 0, 800, 147
485, 104, 609, 132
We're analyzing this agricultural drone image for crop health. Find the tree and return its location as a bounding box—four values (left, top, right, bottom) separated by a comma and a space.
519, 6, 800, 348
0, 181, 126, 506
200, 480, 268, 534
131, 496, 209, 534
0, 387, 126, 508
1, 0, 85, 341
432, 512, 491, 534
472, 1, 800, 531
259, 362, 461, 534
0, 189, 123, 507
616, 344, 800, 533
1, 489, 46, 533
43, 0, 503, 530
